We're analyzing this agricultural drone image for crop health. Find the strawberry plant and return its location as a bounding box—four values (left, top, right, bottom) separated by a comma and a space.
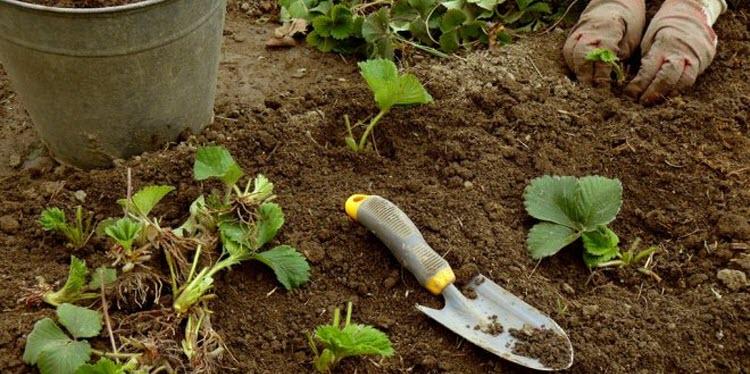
278, 0, 572, 59
523, 175, 623, 267
171, 145, 310, 313
585, 47, 625, 83
39, 206, 94, 249
308, 302, 394, 373
345, 59, 433, 152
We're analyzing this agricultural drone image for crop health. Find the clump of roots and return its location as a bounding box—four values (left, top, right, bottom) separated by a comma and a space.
156, 229, 217, 285
115, 308, 186, 372
18, 276, 53, 307
108, 242, 154, 273
115, 270, 165, 310
182, 306, 236, 374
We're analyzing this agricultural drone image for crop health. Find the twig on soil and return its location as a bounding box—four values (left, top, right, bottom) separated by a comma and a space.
528, 259, 542, 279
526, 56, 544, 79
215, 115, 239, 122
664, 159, 685, 168
541, 0, 579, 34
125, 168, 132, 217
557, 109, 581, 118
101, 284, 119, 354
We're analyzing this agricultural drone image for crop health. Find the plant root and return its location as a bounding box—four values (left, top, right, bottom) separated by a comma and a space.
115, 270, 165, 310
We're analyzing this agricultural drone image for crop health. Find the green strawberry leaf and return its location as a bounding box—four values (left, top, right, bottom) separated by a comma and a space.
40, 208, 67, 231
74, 358, 126, 374
255, 203, 285, 249
362, 9, 395, 59
440, 8, 467, 32
103, 217, 142, 252
88, 267, 117, 290
527, 222, 581, 259
439, 30, 460, 53
576, 176, 623, 230
37, 340, 91, 374
582, 226, 620, 256
254, 245, 311, 290
57, 304, 102, 339
43, 256, 89, 306
523, 175, 580, 229
118, 185, 175, 218
194, 146, 244, 187
329, 5, 355, 39
23, 318, 70, 364
358, 59, 433, 111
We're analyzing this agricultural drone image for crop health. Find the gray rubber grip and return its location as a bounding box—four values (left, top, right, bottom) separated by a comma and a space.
357, 195, 453, 288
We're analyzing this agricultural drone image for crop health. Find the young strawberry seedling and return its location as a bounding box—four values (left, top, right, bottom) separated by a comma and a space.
345, 59, 432, 152
39, 206, 94, 249
171, 145, 310, 314
523, 175, 623, 267
21, 256, 116, 307
585, 47, 625, 83
308, 302, 394, 373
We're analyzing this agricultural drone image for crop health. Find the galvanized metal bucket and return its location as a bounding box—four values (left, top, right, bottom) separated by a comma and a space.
0, 0, 226, 169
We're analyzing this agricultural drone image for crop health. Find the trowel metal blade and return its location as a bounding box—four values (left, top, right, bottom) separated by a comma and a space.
416, 274, 573, 371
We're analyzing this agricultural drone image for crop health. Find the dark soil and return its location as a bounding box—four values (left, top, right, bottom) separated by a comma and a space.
1, 6, 749, 374
509, 326, 571, 369
21, 0, 143, 8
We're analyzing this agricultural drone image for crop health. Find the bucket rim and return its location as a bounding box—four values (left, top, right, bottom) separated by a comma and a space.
0, 0, 170, 14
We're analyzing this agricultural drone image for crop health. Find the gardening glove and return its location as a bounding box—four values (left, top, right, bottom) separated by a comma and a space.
563, 0, 646, 85
625, 0, 727, 105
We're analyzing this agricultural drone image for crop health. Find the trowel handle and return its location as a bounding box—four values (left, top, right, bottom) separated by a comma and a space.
345, 194, 456, 295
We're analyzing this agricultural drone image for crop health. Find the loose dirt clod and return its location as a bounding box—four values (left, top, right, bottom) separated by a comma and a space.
717, 269, 748, 291
474, 315, 503, 336
509, 326, 570, 369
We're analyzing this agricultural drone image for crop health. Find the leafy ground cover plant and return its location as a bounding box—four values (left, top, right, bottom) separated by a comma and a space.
308, 302, 394, 373
39, 206, 94, 249
585, 47, 625, 83
23, 303, 140, 374
279, 0, 573, 59
523, 175, 624, 267
345, 59, 433, 152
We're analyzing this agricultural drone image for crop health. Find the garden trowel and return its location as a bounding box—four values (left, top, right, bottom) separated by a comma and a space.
345, 194, 574, 371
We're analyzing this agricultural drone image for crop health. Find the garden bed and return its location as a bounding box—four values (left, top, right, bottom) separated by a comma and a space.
0, 6, 749, 373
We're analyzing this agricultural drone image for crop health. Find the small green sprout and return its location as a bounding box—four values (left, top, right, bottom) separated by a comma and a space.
39, 206, 94, 249
585, 48, 625, 83
345, 59, 433, 152
524, 175, 623, 267
308, 302, 394, 373
20, 256, 116, 308
595, 238, 662, 282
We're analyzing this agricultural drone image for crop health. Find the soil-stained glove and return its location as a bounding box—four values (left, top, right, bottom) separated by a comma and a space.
563, 0, 646, 85
625, 0, 726, 104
